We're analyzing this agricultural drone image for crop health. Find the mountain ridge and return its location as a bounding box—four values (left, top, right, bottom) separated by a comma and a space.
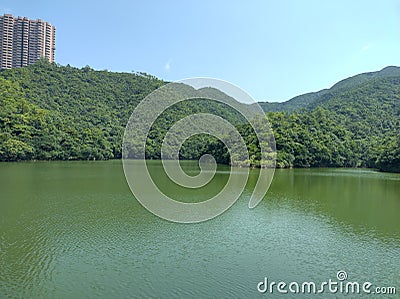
259, 66, 400, 112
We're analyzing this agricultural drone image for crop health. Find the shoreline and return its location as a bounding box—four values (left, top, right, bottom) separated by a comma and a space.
1, 158, 398, 174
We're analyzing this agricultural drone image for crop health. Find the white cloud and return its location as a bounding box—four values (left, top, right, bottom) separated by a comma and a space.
361, 44, 371, 52
164, 59, 171, 71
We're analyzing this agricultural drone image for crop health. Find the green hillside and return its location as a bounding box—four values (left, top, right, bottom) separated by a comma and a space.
0, 61, 399, 172
255, 66, 400, 172
260, 66, 400, 112
0, 61, 164, 160
0, 61, 245, 162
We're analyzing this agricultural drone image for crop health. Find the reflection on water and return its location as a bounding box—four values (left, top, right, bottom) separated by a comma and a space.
269, 168, 400, 238
0, 161, 399, 298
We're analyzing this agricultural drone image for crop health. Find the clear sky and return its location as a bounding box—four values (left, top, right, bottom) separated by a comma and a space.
1, 1, 399, 102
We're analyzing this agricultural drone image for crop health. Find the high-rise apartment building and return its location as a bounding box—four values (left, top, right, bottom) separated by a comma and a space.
0, 14, 55, 69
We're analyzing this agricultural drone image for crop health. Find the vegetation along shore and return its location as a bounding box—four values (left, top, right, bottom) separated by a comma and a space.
0, 61, 399, 172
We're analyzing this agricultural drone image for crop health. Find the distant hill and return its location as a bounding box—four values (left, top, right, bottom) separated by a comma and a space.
253, 66, 400, 171
259, 67, 400, 156
260, 66, 400, 112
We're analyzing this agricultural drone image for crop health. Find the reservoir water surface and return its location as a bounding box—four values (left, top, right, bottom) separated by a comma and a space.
0, 161, 399, 298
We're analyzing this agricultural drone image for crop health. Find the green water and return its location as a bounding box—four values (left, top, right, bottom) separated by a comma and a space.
0, 161, 399, 298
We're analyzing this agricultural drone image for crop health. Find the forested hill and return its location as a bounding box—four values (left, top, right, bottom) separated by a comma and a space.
260, 66, 400, 112
0, 61, 399, 172
0, 61, 247, 162
0, 61, 165, 160
258, 67, 400, 172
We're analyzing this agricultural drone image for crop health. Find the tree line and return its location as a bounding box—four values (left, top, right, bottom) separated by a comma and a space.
0, 61, 398, 172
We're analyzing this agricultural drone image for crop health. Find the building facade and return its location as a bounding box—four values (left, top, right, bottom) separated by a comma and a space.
0, 14, 55, 69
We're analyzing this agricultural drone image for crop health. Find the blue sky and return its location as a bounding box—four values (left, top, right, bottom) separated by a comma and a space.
1, 1, 399, 102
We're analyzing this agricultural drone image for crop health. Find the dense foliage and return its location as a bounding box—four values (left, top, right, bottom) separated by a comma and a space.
257, 67, 400, 172
265, 77, 400, 170
1, 60, 164, 160
0, 61, 399, 172
376, 134, 400, 172
260, 66, 400, 112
